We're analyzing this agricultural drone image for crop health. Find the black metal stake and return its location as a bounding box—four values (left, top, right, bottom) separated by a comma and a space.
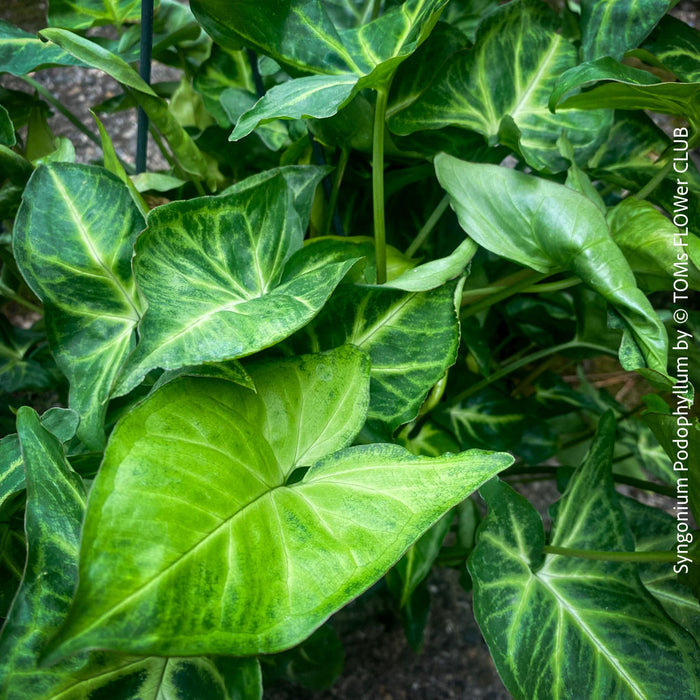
135, 0, 155, 173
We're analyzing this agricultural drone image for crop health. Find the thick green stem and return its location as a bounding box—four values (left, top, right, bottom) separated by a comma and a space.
405, 194, 450, 257
371, 0, 382, 20
323, 147, 349, 238
523, 276, 581, 294
372, 86, 390, 284
544, 545, 680, 564
634, 144, 675, 201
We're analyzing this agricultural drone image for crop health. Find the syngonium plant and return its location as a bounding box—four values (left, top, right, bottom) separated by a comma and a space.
0, 0, 699, 698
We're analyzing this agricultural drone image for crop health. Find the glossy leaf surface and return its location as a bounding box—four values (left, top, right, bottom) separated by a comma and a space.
469, 415, 700, 700
13, 164, 143, 449
0, 408, 261, 700
389, 0, 611, 172
49, 350, 512, 658
551, 58, 700, 129
435, 155, 669, 379
641, 15, 700, 82
113, 170, 354, 396
579, 0, 672, 61
0, 21, 85, 76
291, 281, 461, 432
192, 0, 449, 140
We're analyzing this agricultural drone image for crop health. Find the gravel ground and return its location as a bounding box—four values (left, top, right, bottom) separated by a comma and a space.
0, 3, 695, 699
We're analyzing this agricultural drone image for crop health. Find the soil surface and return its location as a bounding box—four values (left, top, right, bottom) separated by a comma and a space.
0, 2, 695, 699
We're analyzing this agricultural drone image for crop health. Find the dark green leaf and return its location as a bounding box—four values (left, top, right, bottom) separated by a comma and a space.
47, 350, 512, 658
0, 21, 85, 76
550, 57, 700, 130
579, 0, 672, 61
389, 0, 611, 173
291, 280, 461, 432
0, 104, 15, 147
641, 15, 700, 83
469, 415, 700, 699
14, 163, 144, 449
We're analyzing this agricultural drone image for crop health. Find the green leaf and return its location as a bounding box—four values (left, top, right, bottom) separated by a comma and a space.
192, 0, 449, 140
388, 0, 611, 173
48, 0, 150, 31
0, 104, 15, 147
0, 407, 262, 700
91, 110, 148, 218
47, 350, 512, 659
0, 21, 85, 76
14, 163, 144, 449
641, 15, 700, 83
435, 154, 670, 379
608, 198, 700, 292
290, 280, 461, 432
469, 415, 700, 700
113, 170, 354, 397
386, 238, 477, 292
39, 29, 208, 180
579, 0, 672, 61
0, 523, 24, 618
550, 57, 700, 130
622, 497, 700, 646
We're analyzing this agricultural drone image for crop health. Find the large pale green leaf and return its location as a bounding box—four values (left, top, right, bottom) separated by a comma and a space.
550, 57, 700, 131
13, 164, 143, 450
579, 0, 672, 61
48, 0, 150, 31
47, 350, 512, 659
469, 415, 700, 700
191, 0, 449, 140
0, 21, 85, 76
0, 407, 260, 700
0, 408, 78, 515
435, 154, 670, 381
608, 198, 700, 292
39, 29, 208, 180
388, 0, 611, 173
113, 170, 354, 397
290, 280, 461, 432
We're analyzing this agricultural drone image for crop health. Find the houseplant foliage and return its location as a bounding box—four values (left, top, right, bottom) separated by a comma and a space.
0, 0, 699, 697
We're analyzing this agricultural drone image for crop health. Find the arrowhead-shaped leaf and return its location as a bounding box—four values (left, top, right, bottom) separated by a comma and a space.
0, 407, 261, 700
435, 154, 670, 380
114, 170, 355, 396
290, 280, 461, 432
389, 0, 611, 173
48, 348, 512, 659
579, 0, 672, 62
13, 164, 144, 449
190, 0, 449, 140
469, 414, 700, 700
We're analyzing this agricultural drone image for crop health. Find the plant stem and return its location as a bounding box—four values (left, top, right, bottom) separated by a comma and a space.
372, 85, 390, 284
523, 276, 581, 294
634, 143, 675, 201
544, 545, 680, 564
370, 0, 382, 20
405, 194, 450, 257
461, 270, 549, 318
21, 76, 102, 148
505, 465, 676, 498
323, 147, 349, 238
452, 340, 616, 404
